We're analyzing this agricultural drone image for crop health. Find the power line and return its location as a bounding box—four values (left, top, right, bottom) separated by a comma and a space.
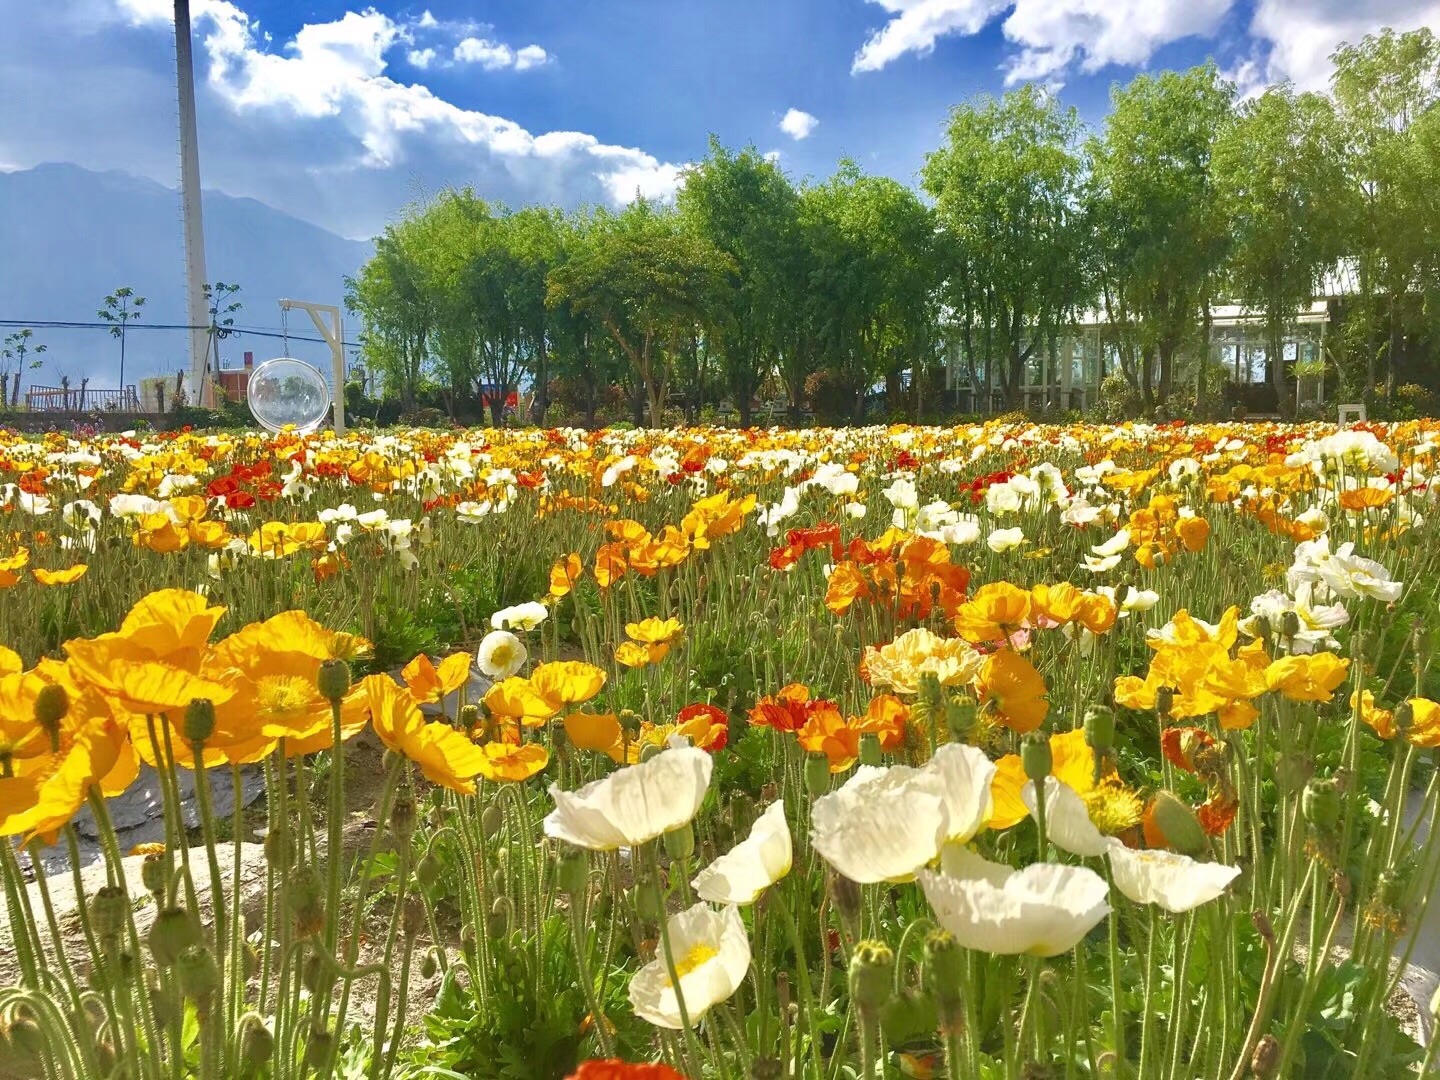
0, 319, 364, 350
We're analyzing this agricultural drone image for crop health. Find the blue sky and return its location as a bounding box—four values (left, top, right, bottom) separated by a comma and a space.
2, 0, 1436, 238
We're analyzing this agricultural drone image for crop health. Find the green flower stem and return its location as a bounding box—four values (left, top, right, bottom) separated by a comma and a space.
774, 889, 824, 1080
569, 888, 616, 1058
0, 840, 42, 987
1102, 861, 1126, 1069
648, 845, 713, 1079
190, 744, 228, 1078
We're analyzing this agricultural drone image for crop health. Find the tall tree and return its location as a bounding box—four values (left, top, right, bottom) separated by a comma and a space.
98, 287, 145, 398
347, 210, 435, 410
1087, 65, 1234, 409
1332, 27, 1440, 405
1214, 85, 1348, 417
0, 329, 45, 408
923, 86, 1087, 409
677, 138, 801, 425
546, 200, 732, 427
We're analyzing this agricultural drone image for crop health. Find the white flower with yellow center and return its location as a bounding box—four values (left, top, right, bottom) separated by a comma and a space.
490, 602, 548, 632
476, 630, 527, 680
628, 903, 750, 1029
918, 860, 1111, 957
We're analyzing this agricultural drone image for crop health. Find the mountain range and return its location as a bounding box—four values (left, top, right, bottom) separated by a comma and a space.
0, 163, 372, 393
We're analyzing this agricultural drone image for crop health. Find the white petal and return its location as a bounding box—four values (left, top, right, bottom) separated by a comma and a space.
811, 765, 947, 884
693, 801, 792, 905
1022, 777, 1112, 858
544, 746, 712, 851
1107, 846, 1241, 913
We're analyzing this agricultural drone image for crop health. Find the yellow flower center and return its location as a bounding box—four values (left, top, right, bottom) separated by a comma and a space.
1082, 780, 1144, 836
255, 675, 317, 720
670, 943, 718, 982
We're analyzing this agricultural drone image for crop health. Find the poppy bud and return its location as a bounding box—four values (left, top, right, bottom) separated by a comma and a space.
404, 897, 426, 940
487, 896, 512, 940
238, 1013, 274, 1067
1253, 615, 1273, 650
859, 733, 883, 767
1252, 910, 1274, 944
391, 793, 417, 842
848, 941, 894, 1014
416, 854, 441, 889
664, 822, 695, 861
945, 698, 977, 742
148, 907, 200, 967
1280, 612, 1301, 641
1148, 791, 1207, 856
33, 683, 68, 736
175, 944, 219, 1001
141, 852, 168, 897
549, 717, 568, 751
1083, 706, 1116, 755
458, 703, 480, 736
1114, 583, 1131, 608
619, 710, 643, 736
1250, 1034, 1280, 1077
5, 1014, 42, 1058
183, 698, 215, 745
421, 949, 439, 980
481, 802, 504, 839
1155, 686, 1175, 718
881, 987, 939, 1045
635, 872, 665, 923
804, 752, 831, 796
556, 844, 589, 897
301, 952, 328, 996
90, 884, 128, 939
923, 928, 965, 1013
639, 741, 665, 763
1021, 734, 1052, 784
1302, 778, 1342, 830
264, 824, 295, 872
1396, 700, 1415, 737
832, 873, 862, 927
289, 867, 326, 937
917, 672, 944, 713
316, 659, 351, 703
304, 1027, 334, 1073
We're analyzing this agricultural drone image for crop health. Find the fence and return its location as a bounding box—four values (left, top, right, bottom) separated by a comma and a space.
25, 385, 142, 412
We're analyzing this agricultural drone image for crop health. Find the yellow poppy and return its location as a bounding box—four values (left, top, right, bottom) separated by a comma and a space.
484, 677, 561, 725
33, 564, 88, 586
974, 649, 1049, 734
475, 741, 549, 783
989, 729, 1094, 829
954, 582, 1032, 644
1264, 654, 1350, 703
625, 616, 685, 645
363, 674, 488, 793
563, 711, 624, 757
402, 652, 472, 704
0, 646, 20, 676
615, 641, 670, 668
530, 661, 607, 705
549, 553, 584, 599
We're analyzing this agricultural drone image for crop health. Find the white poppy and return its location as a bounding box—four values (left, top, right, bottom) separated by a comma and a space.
693, 801, 792, 905
1106, 846, 1241, 913
628, 903, 751, 1029
810, 765, 947, 884
544, 746, 712, 851
987, 527, 1026, 553
917, 862, 1111, 957
925, 743, 996, 845
1022, 777, 1111, 858
491, 601, 549, 632
476, 630, 527, 680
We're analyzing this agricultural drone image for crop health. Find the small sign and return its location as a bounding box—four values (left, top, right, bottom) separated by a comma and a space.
1338, 404, 1366, 429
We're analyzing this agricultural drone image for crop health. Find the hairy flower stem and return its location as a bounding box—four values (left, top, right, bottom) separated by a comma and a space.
190, 744, 228, 1077
569, 891, 616, 1058
775, 890, 824, 1080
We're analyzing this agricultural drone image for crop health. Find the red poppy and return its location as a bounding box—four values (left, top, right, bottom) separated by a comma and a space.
567, 1060, 685, 1080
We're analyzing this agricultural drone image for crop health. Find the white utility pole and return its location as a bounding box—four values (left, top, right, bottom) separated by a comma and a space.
278, 300, 347, 434
175, 0, 212, 407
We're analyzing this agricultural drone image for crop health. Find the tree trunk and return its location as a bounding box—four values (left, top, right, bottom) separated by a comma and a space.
1195, 298, 1213, 415
535, 335, 549, 426
1270, 323, 1291, 419
630, 379, 645, 426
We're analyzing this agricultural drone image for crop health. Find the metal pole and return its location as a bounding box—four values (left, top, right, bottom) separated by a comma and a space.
175, 0, 212, 406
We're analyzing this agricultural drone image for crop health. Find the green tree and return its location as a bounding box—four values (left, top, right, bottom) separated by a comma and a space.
97, 286, 146, 396
677, 138, 802, 425
1087, 65, 1234, 409
0, 328, 46, 408
203, 281, 244, 372
1332, 27, 1440, 406
347, 210, 435, 410
1214, 85, 1348, 418
545, 200, 733, 427
923, 86, 1088, 410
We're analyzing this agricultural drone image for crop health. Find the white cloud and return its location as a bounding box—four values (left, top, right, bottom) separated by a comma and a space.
779, 107, 818, 140
1000, 0, 1232, 84
453, 36, 514, 69
1247, 0, 1440, 91
514, 44, 550, 71
852, 0, 1009, 74
763, 149, 782, 163
0, 1, 679, 237
407, 47, 436, 69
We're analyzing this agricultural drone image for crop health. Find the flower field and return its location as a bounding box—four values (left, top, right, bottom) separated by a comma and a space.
1, 418, 1439, 1079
